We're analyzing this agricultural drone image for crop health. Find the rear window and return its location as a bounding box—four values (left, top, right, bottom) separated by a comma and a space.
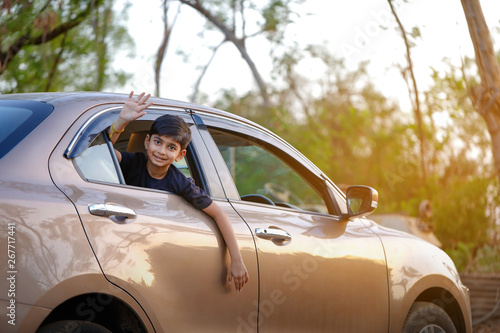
0, 100, 54, 158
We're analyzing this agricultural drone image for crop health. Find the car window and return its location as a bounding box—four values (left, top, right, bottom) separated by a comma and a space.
114, 126, 192, 178
0, 100, 54, 159
209, 128, 328, 213
73, 132, 121, 184
73, 119, 194, 185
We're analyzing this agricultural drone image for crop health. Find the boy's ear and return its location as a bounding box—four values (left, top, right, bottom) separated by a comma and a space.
175, 149, 187, 162
144, 134, 150, 150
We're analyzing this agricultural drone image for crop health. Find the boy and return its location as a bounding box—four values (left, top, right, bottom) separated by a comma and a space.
109, 91, 249, 291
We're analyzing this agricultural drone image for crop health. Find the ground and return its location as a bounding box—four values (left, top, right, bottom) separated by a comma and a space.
473, 317, 500, 333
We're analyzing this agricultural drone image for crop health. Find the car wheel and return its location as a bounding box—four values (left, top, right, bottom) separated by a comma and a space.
36, 320, 112, 333
402, 302, 457, 333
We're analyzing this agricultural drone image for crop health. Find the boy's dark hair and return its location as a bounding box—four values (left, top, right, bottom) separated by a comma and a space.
149, 114, 191, 149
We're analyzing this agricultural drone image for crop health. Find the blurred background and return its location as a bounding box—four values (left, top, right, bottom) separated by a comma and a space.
1, 0, 499, 330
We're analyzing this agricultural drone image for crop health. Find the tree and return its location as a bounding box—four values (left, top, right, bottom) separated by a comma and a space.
423, 58, 493, 248
0, 0, 132, 92
216, 46, 418, 208
154, 0, 181, 97
461, 0, 500, 196
177, 0, 303, 108
0, 1, 99, 75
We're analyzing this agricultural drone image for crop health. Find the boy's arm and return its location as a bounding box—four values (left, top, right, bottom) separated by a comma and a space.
202, 201, 249, 291
109, 91, 153, 161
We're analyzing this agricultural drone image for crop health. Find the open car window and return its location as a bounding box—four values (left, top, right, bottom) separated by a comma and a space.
208, 128, 328, 214
113, 124, 192, 178
72, 113, 197, 188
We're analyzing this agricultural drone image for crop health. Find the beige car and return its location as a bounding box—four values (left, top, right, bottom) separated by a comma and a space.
0, 92, 471, 333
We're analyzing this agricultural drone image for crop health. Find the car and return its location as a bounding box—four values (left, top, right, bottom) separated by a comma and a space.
0, 92, 471, 333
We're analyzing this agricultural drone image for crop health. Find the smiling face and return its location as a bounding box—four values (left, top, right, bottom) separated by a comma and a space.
144, 134, 186, 178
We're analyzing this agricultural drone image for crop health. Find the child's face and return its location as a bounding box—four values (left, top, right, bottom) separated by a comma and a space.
144, 134, 186, 169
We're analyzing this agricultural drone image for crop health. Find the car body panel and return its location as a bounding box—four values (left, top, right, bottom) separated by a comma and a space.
361, 219, 472, 332
231, 203, 389, 332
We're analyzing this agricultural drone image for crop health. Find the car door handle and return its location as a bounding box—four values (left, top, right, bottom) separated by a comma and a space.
255, 227, 291, 244
89, 203, 136, 223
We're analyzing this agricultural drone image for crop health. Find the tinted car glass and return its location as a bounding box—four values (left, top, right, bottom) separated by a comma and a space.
74, 132, 121, 184
0, 100, 53, 158
209, 128, 327, 213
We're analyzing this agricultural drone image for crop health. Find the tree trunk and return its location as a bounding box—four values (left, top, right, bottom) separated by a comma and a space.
93, 2, 112, 91
179, 0, 271, 108
388, 0, 427, 188
190, 39, 225, 103
155, 0, 179, 97
461, 0, 500, 194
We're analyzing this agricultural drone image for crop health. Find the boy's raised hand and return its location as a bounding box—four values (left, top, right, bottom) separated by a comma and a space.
109, 91, 154, 143
119, 91, 154, 123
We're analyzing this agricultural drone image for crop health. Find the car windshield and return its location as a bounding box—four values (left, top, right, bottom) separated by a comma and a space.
0, 100, 54, 159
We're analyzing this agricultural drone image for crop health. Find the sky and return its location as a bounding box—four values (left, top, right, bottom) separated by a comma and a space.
112, 0, 500, 113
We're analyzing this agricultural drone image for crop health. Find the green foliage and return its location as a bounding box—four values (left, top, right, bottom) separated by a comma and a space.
447, 242, 500, 273
0, 0, 133, 92
432, 175, 491, 248
447, 242, 474, 272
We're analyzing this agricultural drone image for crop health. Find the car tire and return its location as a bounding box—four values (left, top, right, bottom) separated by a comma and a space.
36, 320, 112, 333
402, 302, 457, 333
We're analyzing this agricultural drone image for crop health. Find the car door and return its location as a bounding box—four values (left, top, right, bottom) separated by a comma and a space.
196, 113, 390, 332
49, 105, 258, 332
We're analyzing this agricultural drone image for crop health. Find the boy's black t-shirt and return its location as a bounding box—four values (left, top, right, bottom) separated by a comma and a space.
119, 151, 213, 210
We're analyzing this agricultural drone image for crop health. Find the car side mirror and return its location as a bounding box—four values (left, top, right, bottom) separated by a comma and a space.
342, 185, 378, 221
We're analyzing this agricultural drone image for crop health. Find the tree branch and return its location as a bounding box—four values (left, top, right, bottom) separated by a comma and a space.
45, 31, 68, 91
388, 0, 427, 184
190, 39, 226, 103
461, 0, 500, 194
155, 0, 180, 97
0, 0, 102, 75
179, 0, 270, 108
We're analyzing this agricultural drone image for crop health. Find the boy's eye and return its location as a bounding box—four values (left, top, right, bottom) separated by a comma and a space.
154, 140, 161, 145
